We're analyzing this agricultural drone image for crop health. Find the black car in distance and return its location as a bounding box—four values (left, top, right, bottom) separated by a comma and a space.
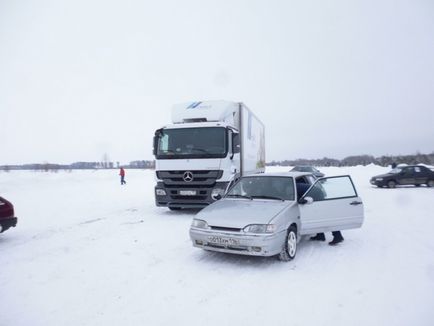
290, 166, 325, 179
370, 165, 434, 188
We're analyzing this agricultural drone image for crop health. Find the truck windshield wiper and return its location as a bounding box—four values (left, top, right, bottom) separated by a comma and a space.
250, 195, 284, 201
226, 194, 252, 200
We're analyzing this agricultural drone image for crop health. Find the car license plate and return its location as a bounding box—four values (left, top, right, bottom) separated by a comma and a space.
208, 236, 240, 246
180, 190, 197, 196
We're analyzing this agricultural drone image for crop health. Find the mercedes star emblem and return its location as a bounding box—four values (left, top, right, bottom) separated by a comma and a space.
183, 171, 194, 182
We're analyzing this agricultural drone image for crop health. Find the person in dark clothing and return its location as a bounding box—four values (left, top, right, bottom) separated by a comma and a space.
119, 167, 126, 185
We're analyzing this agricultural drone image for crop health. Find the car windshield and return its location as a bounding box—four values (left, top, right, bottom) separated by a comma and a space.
226, 176, 295, 201
389, 168, 402, 174
156, 127, 227, 159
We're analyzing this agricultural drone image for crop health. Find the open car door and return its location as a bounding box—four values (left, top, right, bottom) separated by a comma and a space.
299, 175, 364, 235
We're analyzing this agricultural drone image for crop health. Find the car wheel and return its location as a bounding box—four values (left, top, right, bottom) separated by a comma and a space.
169, 207, 181, 211
427, 180, 434, 187
415, 184, 421, 187
278, 225, 297, 261
387, 180, 397, 188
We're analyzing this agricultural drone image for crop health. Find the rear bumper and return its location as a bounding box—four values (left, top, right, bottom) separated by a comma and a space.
0, 217, 18, 233
189, 228, 286, 257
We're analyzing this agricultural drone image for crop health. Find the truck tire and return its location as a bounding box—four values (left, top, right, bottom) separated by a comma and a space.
387, 180, 397, 188
427, 180, 434, 187
278, 225, 297, 261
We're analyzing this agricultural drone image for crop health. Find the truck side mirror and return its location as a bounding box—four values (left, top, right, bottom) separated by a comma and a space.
232, 133, 240, 154
153, 129, 162, 156
153, 135, 158, 156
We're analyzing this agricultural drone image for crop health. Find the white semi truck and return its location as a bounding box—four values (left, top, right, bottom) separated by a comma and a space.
153, 100, 265, 210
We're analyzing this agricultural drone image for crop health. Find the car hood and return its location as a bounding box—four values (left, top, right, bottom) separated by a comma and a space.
195, 198, 291, 229
371, 173, 395, 179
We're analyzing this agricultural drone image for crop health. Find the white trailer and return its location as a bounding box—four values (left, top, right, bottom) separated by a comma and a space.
153, 100, 265, 210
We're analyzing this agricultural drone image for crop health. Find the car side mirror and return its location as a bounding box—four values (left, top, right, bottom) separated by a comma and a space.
298, 196, 314, 205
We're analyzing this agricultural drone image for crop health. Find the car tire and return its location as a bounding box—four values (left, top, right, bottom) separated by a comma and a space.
169, 207, 181, 211
427, 180, 434, 187
278, 225, 297, 261
387, 180, 397, 188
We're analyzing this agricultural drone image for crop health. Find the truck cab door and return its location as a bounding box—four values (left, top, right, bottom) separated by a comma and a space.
299, 175, 364, 235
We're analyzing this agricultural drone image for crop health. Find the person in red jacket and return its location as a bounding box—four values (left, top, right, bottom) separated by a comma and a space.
119, 167, 126, 185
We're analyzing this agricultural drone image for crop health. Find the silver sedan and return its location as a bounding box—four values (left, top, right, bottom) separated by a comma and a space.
189, 172, 364, 261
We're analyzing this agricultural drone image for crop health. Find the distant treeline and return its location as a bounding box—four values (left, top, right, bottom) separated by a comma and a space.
267, 153, 434, 167
0, 160, 155, 172
2, 153, 434, 171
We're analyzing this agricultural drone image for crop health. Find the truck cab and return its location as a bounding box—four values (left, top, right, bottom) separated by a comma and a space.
153, 101, 265, 210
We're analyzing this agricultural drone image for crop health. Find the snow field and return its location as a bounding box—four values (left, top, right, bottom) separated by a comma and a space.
1, 166, 434, 326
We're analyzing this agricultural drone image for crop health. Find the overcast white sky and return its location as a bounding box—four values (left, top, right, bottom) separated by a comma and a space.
1, 0, 433, 165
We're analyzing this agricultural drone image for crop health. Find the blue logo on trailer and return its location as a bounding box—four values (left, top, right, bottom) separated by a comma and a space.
186, 102, 202, 109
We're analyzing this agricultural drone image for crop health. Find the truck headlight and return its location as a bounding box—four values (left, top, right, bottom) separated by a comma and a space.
243, 224, 275, 234
376, 178, 383, 181
156, 189, 166, 196
211, 188, 225, 200
191, 219, 209, 229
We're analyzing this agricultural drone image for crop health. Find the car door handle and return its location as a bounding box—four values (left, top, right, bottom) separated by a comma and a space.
350, 201, 363, 206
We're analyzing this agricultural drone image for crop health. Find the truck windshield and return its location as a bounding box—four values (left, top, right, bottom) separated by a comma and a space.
156, 127, 227, 159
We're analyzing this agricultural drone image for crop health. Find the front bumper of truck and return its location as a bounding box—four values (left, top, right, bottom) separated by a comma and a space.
154, 170, 230, 209
155, 181, 229, 208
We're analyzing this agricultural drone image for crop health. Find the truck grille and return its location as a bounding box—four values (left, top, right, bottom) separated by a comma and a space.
157, 170, 223, 186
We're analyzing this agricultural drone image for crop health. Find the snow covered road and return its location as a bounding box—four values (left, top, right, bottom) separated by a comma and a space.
1, 166, 434, 326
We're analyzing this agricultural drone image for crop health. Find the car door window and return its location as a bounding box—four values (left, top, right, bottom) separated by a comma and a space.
305, 176, 357, 201
402, 167, 413, 175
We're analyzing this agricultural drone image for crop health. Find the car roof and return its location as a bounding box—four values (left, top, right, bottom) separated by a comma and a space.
244, 171, 312, 178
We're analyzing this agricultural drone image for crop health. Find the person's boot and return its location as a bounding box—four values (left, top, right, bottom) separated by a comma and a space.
329, 232, 344, 246
310, 233, 326, 241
